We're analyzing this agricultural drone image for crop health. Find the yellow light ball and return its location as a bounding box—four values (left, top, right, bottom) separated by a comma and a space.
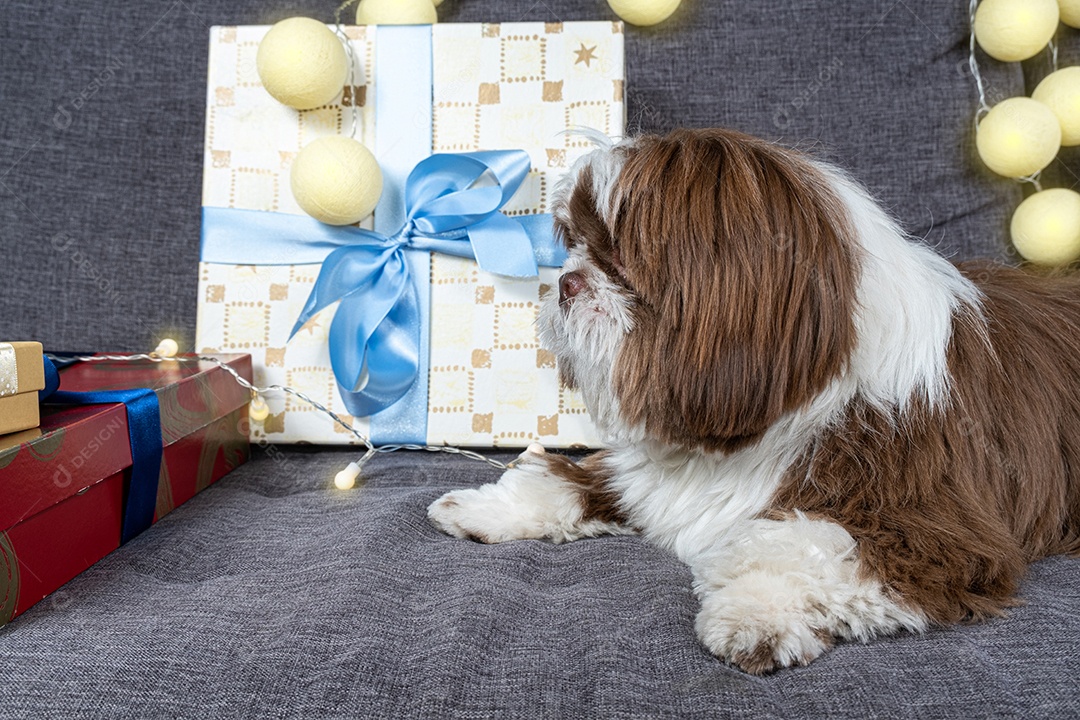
291, 137, 383, 226
976, 97, 1062, 178
974, 0, 1059, 62
1060, 0, 1080, 28
1032, 67, 1080, 147
355, 0, 438, 25
256, 18, 348, 110
1010, 189, 1080, 266
606, 0, 681, 26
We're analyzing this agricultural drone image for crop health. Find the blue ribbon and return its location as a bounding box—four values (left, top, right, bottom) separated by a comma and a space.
40, 356, 163, 545
369, 23, 434, 443
199, 206, 563, 270
200, 150, 566, 420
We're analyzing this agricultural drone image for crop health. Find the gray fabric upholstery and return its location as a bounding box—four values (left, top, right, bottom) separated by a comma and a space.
2, 448, 1078, 719
2, 1, 1079, 717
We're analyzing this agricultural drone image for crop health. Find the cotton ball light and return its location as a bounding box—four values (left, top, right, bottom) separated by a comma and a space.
256, 18, 348, 110
606, 0, 681, 26
1060, 0, 1080, 28
1010, 189, 1080, 266
355, 0, 437, 25
976, 97, 1061, 178
291, 136, 383, 226
1032, 67, 1080, 147
974, 0, 1060, 62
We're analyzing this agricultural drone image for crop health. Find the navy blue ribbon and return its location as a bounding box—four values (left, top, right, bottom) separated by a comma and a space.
40, 356, 163, 545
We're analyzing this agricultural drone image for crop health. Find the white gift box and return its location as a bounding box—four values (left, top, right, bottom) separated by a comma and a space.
196, 22, 625, 447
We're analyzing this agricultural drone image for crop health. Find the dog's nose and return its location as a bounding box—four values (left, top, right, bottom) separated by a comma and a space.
558, 271, 587, 304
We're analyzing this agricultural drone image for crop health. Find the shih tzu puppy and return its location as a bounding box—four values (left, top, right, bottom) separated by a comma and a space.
427, 128, 1080, 674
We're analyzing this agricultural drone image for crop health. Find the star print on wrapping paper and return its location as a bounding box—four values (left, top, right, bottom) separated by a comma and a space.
298, 315, 324, 336
574, 43, 598, 67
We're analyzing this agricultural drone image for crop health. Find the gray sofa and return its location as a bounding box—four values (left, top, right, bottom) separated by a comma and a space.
2, 1, 1079, 717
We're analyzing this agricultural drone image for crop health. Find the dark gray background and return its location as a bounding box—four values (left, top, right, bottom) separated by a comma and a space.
2, 1, 1079, 717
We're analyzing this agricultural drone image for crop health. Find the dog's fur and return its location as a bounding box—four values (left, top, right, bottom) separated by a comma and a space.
428, 128, 1080, 673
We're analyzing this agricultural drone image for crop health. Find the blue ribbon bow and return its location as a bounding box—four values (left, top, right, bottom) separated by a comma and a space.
40, 355, 163, 545
285, 150, 555, 418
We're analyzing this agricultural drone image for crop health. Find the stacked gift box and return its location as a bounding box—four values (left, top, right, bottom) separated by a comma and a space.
0, 353, 251, 626
0, 342, 46, 435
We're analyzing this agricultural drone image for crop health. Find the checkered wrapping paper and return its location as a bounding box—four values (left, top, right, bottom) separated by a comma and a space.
196, 22, 624, 446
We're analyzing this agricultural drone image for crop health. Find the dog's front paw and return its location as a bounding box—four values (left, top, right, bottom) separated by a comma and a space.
427, 447, 605, 544
694, 575, 833, 674
427, 488, 505, 543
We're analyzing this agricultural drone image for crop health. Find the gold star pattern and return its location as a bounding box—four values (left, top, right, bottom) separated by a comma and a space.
574, 43, 598, 67
298, 315, 324, 336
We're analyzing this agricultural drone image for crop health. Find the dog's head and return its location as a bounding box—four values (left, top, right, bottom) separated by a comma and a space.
540, 128, 861, 451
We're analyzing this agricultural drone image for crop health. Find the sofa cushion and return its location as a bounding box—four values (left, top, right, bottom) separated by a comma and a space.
1, 449, 1078, 718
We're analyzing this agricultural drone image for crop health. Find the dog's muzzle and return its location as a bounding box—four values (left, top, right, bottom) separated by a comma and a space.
558, 271, 587, 306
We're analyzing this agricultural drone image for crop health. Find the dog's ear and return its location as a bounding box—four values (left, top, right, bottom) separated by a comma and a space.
612, 130, 859, 453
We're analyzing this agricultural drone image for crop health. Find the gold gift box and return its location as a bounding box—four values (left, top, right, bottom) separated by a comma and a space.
0, 342, 46, 435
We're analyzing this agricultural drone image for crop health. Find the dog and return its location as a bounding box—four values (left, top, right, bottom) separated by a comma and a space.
427, 128, 1080, 674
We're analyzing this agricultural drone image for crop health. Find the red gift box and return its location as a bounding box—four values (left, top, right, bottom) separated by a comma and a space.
0, 354, 252, 626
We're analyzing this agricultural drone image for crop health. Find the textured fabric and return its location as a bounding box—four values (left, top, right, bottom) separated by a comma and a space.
2, 1, 1078, 717
0, 0, 1023, 349
1, 448, 1078, 719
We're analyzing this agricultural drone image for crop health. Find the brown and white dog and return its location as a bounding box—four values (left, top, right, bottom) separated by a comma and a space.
427, 128, 1080, 673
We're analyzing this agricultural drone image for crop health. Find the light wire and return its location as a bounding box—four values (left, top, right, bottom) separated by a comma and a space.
334, 0, 363, 139
48, 353, 511, 481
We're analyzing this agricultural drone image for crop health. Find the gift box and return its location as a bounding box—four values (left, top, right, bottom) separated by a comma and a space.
196, 21, 625, 447
0, 342, 46, 435
0, 354, 251, 626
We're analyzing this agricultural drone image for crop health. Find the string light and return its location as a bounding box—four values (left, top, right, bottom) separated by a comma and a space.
335, 0, 363, 140
52, 345, 517, 491
153, 338, 179, 358
248, 395, 270, 422
334, 460, 366, 490
970, 0, 1080, 264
